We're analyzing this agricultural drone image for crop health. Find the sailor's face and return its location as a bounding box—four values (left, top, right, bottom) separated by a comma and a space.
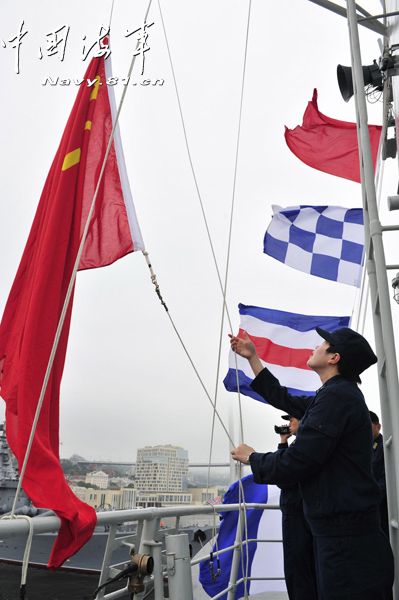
288, 417, 300, 436
371, 422, 381, 440
307, 340, 331, 370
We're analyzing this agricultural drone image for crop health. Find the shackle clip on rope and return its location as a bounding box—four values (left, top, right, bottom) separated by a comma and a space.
142, 250, 168, 312
209, 551, 221, 582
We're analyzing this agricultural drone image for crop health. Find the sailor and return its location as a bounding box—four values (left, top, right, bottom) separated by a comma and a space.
277, 414, 318, 600
369, 410, 389, 538
229, 327, 394, 600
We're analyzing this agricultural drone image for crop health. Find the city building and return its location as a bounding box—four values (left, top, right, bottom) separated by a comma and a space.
110, 476, 133, 488
69, 485, 86, 502
85, 470, 109, 489
135, 445, 190, 507
83, 487, 137, 510
135, 445, 189, 493
136, 492, 192, 508
67, 475, 86, 483
190, 487, 220, 506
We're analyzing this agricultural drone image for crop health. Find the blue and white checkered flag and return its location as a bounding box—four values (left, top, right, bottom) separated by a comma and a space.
264, 205, 364, 287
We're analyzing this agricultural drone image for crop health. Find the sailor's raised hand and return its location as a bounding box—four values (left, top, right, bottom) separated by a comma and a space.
229, 330, 256, 359
229, 330, 265, 377
231, 443, 256, 465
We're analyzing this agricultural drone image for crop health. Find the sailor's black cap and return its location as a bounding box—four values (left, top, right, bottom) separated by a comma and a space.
315, 327, 377, 375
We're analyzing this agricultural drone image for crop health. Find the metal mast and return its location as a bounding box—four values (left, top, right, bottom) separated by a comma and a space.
346, 1, 399, 596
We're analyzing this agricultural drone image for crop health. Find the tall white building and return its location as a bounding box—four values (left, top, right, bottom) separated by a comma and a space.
135, 445, 189, 501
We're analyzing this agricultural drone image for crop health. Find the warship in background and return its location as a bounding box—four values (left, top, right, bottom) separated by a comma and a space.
0, 423, 32, 516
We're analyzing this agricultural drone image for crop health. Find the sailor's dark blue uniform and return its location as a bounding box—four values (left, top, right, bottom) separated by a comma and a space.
278, 441, 318, 600
249, 368, 394, 600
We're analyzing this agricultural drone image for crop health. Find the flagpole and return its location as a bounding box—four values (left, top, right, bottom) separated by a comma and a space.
9, 0, 155, 519
346, 2, 399, 597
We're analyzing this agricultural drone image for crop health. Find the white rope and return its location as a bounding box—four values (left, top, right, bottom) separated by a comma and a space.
145, 5, 254, 595
203, 468, 251, 598
141, 250, 236, 447
155, 6, 254, 595
205, 498, 221, 578
142, 252, 255, 600
157, 0, 253, 498
156, 0, 249, 480
166, 308, 236, 448
208, 2, 253, 593
234, 467, 247, 599
156, 0, 234, 336
1, 514, 34, 595
10, 0, 154, 518
207, 0, 253, 497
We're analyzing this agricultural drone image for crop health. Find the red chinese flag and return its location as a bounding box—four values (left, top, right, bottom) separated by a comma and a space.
284, 89, 382, 183
0, 54, 144, 570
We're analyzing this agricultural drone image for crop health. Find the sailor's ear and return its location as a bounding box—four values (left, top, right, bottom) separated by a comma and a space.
328, 352, 340, 366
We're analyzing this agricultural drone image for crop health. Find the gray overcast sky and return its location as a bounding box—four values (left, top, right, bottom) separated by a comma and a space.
0, 0, 398, 465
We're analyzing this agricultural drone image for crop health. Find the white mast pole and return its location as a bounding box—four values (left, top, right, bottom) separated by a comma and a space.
346, 2, 399, 597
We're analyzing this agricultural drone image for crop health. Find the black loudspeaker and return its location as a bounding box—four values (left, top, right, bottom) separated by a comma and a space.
337, 62, 383, 102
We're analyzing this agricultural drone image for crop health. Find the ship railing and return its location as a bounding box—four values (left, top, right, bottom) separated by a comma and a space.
0, 502, 284, 599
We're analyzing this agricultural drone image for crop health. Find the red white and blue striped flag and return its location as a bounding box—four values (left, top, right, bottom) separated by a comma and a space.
224, 304, 350, 401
